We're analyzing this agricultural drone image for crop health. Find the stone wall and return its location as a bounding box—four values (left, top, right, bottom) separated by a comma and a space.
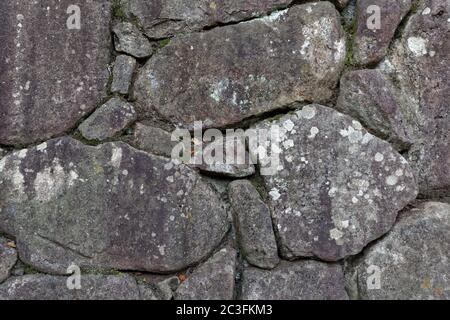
0, 0, 449, 300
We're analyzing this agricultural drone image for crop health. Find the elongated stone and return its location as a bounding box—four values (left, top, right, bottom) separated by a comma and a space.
228, 180, 279, 269
0, 274, 140, 300
133, 3, 346, 129
241, 260, 348, 300
119, 0, 293, 39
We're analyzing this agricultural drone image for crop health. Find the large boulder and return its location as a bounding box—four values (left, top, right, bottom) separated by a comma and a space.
175, 248, 236, 300
0, 0, 111, 145
118, 0, 293, 39
0, 137, 228, 274
0, 274, 140, 300
241, 260, 349, 300
250, 105, 418, 261
133, 2, 346, 129
346, 202, 450, 300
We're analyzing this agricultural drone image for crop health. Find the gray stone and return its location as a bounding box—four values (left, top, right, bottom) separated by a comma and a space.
241, 260, 349, 300
111, 55, 137, 95
133, 3, 346, 129
0, 137, 229, 274
175, 248, 236, 300
113, 22, 153, 58
78, 98, 137, 141
354, 0, 411, 65
0, 148, 6, 159
0, 237, 17, 283
228, 180, 279, 269
407, 137, 450, 199
336, 69, 413, 150
131, 123, 177, 158
139, 276, 180, 300
378, 0, 450, 196
119, 0, 293, 39
0, 0, 111, 145
192, 136, 256, 178
251, 105, 418, 261
346, 202, 450, 300
0, 274, 140, 300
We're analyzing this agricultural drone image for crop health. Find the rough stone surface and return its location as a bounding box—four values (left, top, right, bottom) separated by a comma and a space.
407, 138, 450, 199
113, 22, 154, 58
251, 105, 418, 261
139, 276, 180, 300
378, 0, 450, 196
133, 3, 346, 129
228, 180, 279, 269
336, 69, 413, 150
0, 274, 140, 300
0, 137, 229, 274
111, 55, 136, 95
0, 0, 111, 146
241, 260, 349, 300
78, 98, 137, 141
192, 137, 256, 178
175, 248, 236, 300
131, 123, 177, 158
346, 202, 450, 300
354, 0, 411, 65
0, 237, 17, 283
119, 0, 293, 39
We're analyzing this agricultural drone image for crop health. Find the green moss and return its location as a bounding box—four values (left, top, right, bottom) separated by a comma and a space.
112, 0, 127, 21
344, 16, 357, 67
158, 38, 171, 49
23, 265, 40, 274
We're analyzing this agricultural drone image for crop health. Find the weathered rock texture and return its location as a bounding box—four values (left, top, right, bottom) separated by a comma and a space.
119, 0, 293, 39
133, 3, 346, 129
339, 0, 450, 197
229, 180, 279, 269
0, 274, 140, 300
175, 248, 236, 300
113, 22, 154, 58
0, 0, 111, 145
336, 70, 413, 150
346, 202, 450, 300
251, 105, 418, 261
192, 137, 255, 178
353, 0, 411, 65
0, 0, 448, 301
0, 237, 17, 283
0, 137, 228, 274
78, 98, 137, 141
131, 123, 177, 158
241, 260, 349, 300
111, 55, 137, 95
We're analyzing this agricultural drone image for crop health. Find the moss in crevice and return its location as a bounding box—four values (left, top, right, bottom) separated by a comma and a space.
158, 38, 171, 49
112, 0, 127, 22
